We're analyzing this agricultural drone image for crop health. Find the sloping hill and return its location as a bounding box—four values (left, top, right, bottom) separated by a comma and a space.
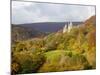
12, 25, 45, 43
84, 15, 96, 26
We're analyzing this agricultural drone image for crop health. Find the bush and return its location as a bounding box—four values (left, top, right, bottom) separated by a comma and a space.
12, 51, 45, 74
38, 50, 90, 72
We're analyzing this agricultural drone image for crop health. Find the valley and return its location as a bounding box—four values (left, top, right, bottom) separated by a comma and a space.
11, 15, 96, 74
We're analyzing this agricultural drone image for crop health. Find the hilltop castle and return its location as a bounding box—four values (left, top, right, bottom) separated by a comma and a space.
63, 22, 73, 33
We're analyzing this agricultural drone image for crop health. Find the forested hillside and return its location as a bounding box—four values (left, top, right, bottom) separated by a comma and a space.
11, 15, 96, 74
12, 25, 46, 43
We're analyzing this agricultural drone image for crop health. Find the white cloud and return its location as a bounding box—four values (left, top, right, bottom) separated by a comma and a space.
12, 1, 95, 24
12, 1, 34, 8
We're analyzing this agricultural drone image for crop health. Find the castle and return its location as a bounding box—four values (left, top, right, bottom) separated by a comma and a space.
63, 22, 73, 33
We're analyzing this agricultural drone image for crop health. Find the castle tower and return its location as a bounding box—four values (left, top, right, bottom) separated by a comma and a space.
63, 21, 73, 33
68, 22, 73, 32
63, 23, 68, 33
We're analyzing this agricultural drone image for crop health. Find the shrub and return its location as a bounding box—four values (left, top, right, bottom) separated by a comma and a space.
38, 50, 90, 72
12, 51, 45, 74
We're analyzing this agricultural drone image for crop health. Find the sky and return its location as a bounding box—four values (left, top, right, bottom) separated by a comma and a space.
12, 1, 95, 24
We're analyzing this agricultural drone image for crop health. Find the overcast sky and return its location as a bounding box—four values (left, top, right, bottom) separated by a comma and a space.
12, 1, 95, 24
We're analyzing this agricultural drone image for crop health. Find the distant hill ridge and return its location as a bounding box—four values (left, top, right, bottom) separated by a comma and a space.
13, 22, 82, 33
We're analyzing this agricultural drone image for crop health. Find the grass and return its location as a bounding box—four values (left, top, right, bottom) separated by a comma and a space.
38, 50, 90, 72
44, 50, 77, 63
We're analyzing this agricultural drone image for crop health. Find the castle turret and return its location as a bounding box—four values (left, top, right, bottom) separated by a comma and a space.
68, 22, 73, 32
63, 24, 68, 33
63, 21, 73, 33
